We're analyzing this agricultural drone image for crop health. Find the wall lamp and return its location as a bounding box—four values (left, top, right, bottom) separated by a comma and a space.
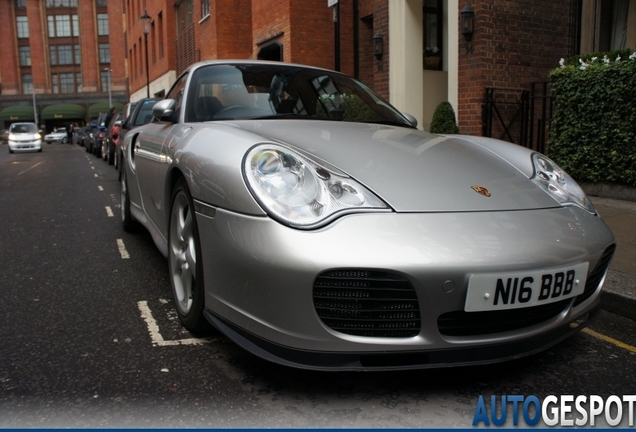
461, 5, 475, 41
461, 5, 475, 54
373, 33, 383, 60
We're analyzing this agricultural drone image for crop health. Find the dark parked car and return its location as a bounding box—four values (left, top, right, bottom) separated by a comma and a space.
102, 112, 122, 165
76, 126, 93, 148
90, 113, 110, 157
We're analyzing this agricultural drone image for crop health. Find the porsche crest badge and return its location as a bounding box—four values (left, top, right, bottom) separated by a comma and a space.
471, 185, 491, 197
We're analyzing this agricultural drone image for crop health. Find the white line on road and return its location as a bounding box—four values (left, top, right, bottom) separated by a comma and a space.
91, 166, 95, 170
17, 161, 43, 176
137, 301, 215, 346
98, 186, 104, 191
116, 239, 130, 259
105, 206, 114, 217
94, 173, 98, 177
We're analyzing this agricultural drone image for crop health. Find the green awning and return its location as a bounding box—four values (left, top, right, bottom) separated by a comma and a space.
88, 102, 124, 119
0, 105, 36, 121
41, 103, 86, 120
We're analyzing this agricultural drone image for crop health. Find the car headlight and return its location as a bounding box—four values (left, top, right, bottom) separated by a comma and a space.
8, 134, 16, 140
531, 153, 595, 213
243, 143, 390, 229
34, 133, 41, 139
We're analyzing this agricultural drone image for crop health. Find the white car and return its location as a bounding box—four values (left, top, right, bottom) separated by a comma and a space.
7, 122, 42, 153
44, 128, 68, 144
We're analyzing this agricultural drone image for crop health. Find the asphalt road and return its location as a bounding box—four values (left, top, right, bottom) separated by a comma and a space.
1, 143, 635, 428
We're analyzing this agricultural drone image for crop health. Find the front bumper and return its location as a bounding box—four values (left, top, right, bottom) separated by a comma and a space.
195, 205, 615, 370
9, 140, 42, 152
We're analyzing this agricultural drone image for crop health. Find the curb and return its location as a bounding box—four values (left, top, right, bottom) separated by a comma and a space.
600, 270, 636, 321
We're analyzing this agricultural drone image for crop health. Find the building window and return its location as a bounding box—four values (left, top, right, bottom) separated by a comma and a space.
597, 0, 630, 51
17, 17, 29, 38
60, 73, 74, 93
99, 44, 110, 63
48, 17, 55, 37
423, 0, 443, 71
22, 74, 33, 94
97, 13, 109, 35
58, 45, 73, 64
158, 12, 164, 59
96, 0, 107, 7
72, 14, 79, 36
51, 73, 79, 93
176, 0, 194, 33
49, 46, 57, 65
16, 0, 26, 8
151, 21, 156, 64
74, 44, 81, 64
100, 70, 110, 92
55, 15, 71, 37
19, 46, 31, 66
49, 15, 77, 37
201, 0, 210, 18
46, 0, 79, 6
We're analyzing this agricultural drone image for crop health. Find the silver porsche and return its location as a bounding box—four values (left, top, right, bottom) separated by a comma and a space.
120, 60, 615, 370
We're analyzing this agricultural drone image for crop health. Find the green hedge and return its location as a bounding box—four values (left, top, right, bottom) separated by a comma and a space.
548, 51, 636, 186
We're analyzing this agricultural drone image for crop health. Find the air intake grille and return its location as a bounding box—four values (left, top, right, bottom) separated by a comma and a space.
574, 244, 616, 306
313, 270, 420, 338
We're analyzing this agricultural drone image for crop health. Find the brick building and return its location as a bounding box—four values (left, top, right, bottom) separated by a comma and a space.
126, 0, 635, 140
0, 0, 128, 131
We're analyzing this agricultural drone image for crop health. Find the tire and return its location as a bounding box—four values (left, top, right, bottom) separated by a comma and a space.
168, 178, 209, 332
62, 137, 67, 144
120, 166, 138, 233
9, 148, 13, 154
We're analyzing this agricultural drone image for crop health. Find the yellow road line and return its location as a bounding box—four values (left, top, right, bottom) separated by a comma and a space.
583, 328, 636, 354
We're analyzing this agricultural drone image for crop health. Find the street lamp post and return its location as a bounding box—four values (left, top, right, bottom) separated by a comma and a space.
104, 68, 112, 108
32, 87, 38, 127
140, 10, 151, 98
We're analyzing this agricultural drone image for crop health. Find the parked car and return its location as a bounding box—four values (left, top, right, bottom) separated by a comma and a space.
7, 122, 42, 153
76, 125, 94, 148
116, 97, 160, 170
44, 127, 68, 144
91, 113, 110, 157
0, 129, 9, 144
120, 60, 615, 371
102, 112, 122, 165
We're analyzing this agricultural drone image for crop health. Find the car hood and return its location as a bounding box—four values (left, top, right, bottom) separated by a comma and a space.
228, 120, 558, 212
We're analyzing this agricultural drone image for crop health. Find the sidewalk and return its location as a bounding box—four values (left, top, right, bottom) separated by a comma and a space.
590, 196, 636, 321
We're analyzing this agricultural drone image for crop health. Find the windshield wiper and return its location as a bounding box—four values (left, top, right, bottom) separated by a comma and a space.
251, 113, 326, 120
360, 119, 415, 128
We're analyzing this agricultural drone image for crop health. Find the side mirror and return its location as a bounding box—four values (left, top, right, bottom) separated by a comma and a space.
152, 99, 176, 121
402, 112, 418, 129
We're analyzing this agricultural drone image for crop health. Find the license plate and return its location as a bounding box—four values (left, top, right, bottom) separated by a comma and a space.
464, 262, 589, 312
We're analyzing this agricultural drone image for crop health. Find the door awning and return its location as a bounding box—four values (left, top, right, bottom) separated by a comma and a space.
41, 104, 86, 120
0, 105, 35, 121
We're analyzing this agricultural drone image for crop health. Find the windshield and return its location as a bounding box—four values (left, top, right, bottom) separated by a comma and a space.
134, 99, 159, 126
184, 64, 412, 127
10, 123, 37, 133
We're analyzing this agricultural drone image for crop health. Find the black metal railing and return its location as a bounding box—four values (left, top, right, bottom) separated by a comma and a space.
482, 82, 553, 155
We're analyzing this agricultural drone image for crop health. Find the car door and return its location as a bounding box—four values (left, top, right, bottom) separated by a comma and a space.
134, 74, 188, 237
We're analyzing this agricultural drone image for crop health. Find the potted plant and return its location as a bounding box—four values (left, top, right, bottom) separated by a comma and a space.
424, 47, 441, 70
